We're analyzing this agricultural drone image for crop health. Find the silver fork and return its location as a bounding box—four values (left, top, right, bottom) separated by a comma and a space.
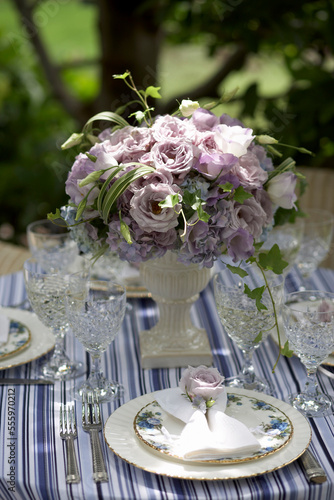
82, 393, 109, 482
59, 404, 81, 484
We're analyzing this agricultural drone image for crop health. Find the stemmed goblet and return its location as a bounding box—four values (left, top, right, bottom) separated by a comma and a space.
213, 263, 284, 394
295, 209, 334, 287
261, 219, 305, 275
65, 277, 127, 403
283, 290, 334, 417
23, 257, 86, 380
27, 219, 79, 272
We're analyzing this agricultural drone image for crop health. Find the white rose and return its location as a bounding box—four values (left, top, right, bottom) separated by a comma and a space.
214, 124, 255, 157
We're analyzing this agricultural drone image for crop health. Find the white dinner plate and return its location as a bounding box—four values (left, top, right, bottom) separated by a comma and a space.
134, 394, 293, 464
104, 388, 311, 481
0, 318, 31, 359
0, 308, 55, 370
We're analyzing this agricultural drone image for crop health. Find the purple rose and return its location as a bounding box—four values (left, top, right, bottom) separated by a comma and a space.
219, 113, 245, 127
249, 144, 274, 172
267, 172, 297, 209
102, 125, 153, 163
152, 115, 191, 141
222, 227, 254, 262
190, 108, 219, 131
195, 152, 238, 180
214, 124, 255, 158
150, 139, 199, 184
234, 152, 268, 189
65, 153, 101, 206
128, 168, 174, 192
129, 183, 181, 233
233, 198, 269, 239
179, 365, 225, 401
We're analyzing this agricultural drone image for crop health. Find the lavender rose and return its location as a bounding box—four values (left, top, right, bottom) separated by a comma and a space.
150, 139, 199, 184
267, 172, 297, 209
179, 365, 225, 402
234, 152, 268, 189
129, 183, 181, 233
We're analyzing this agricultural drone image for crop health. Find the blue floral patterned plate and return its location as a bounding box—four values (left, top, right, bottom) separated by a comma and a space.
0, 319, 31, 359
134, 393, 293, 464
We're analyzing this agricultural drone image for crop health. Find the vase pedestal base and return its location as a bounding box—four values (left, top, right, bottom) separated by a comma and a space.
139, 327, 213, 369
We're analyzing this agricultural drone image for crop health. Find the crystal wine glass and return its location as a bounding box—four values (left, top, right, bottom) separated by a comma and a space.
261, 219, 305, 275
213, 263, 284, 394
23, 257, 87, 380
65, 277, 127, 403
283, 290, 334, 417
295, 209, 334, 286
27, 219, 79, 272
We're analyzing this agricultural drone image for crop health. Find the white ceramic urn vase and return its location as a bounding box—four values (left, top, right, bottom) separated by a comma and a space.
139, 251, 213, 368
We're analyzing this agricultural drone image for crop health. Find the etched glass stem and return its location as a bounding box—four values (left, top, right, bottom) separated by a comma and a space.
241, 348, 256, 384
89, 354, 104, 389
303, 369, 318, 397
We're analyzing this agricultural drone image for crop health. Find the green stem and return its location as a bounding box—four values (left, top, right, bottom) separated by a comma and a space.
256, 262, 281, 373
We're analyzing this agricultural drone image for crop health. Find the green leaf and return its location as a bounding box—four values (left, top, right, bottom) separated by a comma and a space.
159, 194, 180, 208
258, 244, 288, 274
83, 111, 129, 135
254, 331, 263, 343
101, 165, 155, 222
196, 204, 210, 223
182, 189, 210, 222
281, 341, 294, 357
244, 284, 267, 311
218, 182, 234, 193
112, 72, 130, 80
97, 166, 125, 214
47, 209, 62, 222
145, 86, 162, 99
226, 264, 248, 278
253, 241, 264, 251
76, 197, 88, 220
233, 186, 253, 204
119, 211, 132, 244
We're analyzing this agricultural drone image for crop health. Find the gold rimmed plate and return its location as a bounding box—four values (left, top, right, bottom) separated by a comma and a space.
0, 318, 31, 359
0, 308, 55, 370
133, 394, 293, 464
104, 388, 311, 481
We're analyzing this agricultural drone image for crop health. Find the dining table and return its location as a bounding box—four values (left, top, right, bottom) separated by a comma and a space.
0, 262, 334, 500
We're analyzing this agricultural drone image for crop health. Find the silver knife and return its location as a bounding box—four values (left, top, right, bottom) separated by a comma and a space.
299, 449, 327, 483
0, 379, 54, 385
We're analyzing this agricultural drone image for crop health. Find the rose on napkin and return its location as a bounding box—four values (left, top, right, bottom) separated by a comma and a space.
155, 365, 261, 460
179, 365, 225, 411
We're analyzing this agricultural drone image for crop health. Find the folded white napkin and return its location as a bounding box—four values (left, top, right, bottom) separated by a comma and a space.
0, 314, 10, 346
155, 387, 261, 461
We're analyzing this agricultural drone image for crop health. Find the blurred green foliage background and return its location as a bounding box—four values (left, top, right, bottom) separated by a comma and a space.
1, 0, 333, 245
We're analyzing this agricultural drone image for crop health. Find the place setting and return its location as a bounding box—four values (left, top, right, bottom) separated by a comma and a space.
103, 365, 312, 482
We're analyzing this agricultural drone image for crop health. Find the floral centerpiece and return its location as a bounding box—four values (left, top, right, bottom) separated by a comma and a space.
49, 72, 309, 368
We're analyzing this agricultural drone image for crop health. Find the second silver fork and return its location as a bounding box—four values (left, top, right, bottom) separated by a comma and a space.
59, 404, 81, 484
82, 393, 109, 482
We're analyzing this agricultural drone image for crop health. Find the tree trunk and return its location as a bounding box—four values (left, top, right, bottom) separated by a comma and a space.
95, 0, 163, 115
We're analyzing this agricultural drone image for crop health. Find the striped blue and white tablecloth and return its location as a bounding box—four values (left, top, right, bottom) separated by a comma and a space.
0, 267, 334, 500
